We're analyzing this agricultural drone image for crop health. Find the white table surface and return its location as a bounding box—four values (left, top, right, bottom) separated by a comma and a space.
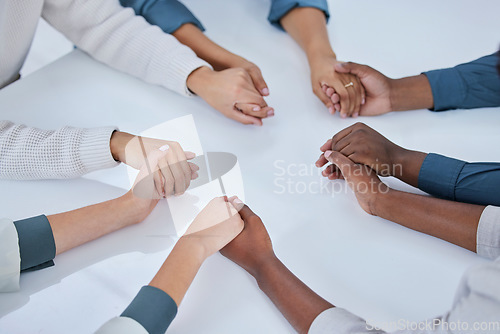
1, 0, 500, 333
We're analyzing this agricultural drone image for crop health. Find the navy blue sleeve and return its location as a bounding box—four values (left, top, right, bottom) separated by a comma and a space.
120, 0, 205, 34
121, 285, 178, 334
423, 53, 500, 111
13, 215, 56, 272
418, 153, 500, 206
269, 0, 329, 30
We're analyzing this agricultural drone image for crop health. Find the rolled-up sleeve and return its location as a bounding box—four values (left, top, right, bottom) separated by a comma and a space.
476, 206, 500, 260
269, 0, 329, 30
120, 0, 205, 34
418, 153, 500, 206
423, 53, 500, 111
0, 218, 21, 292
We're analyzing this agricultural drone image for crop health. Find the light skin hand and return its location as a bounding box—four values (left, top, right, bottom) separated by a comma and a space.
280, 7, 364, 118
172, 23, 270, 96
323, 151, 485, 252
149, 196, 244, 305
330, 62, 434, 115
316, 123, 426, 187
187, 66, 274, 126
111, 132, 199, 196
220, 199, 334, 334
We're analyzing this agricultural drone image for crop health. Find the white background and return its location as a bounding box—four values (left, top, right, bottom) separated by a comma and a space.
1, 0, 500, 333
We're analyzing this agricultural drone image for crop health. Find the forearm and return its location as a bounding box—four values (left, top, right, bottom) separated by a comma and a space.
149, 237, 205, 306
254, 257, 334, 334
48, 193, 147, 255
392, 149, 427, 188
280, 7, 335, 62
374, 189, 485, 252
390, 74, 434, 111
173, 24, 242, 71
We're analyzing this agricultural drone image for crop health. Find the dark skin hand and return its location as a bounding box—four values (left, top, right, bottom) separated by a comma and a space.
220, 203, 334, 334
327, 62, 434, 116
323, 150, 485, 252
316, 122, 427, 187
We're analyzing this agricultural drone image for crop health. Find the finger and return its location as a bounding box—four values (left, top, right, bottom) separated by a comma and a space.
231, 109, 263, 126
188, 162, 199, 173
247, 67, 270, 96
344, 80, 357, 118
316, 152, 329, 168
322, 164, 344, 180
334, 62, 370, 81
314, 86, 335, 114
324, 150, 356, 179
322, 84, 328, 93
191, 171, 199, 179
331, 93, 340, 104
171, 145, 192, 190
320, 139, 332, 152
158, 157, 175, 197
326, 87, 335, 98
352, 76, 363, 117
153, 169, 165, 198
336, 85, 351, 118
184, 151, 196, 160
167, 152, 187, 195
234, 103, 270, 118
331, 124, 356, 148
228, 196, 245, 212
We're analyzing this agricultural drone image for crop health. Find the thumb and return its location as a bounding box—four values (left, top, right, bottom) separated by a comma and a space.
334, 62, 370, 79
228, 197, 256, 221
247, 67, 269, 96
324, 150, 356, 179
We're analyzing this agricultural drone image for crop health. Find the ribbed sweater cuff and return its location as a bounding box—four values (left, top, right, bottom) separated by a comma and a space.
163, 56, 212, 97
79, 127, 119, 173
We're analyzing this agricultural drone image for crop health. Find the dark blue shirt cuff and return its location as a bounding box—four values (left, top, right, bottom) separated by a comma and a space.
423, 53, 500, 111
269, 0, 329, 31
120, 0, 205, 34
13, 215, 56, 272
418, 153, 466, 201
121, 285, 178, 334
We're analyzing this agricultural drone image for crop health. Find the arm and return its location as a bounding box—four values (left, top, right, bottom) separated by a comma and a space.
323, 150, 486, 254
220, 201, 333, 333
317, 123, 500, 206
97, 197, 244, 334
332, 53, 500, 115
278, 4, 364, 118
42, 0, 210, 96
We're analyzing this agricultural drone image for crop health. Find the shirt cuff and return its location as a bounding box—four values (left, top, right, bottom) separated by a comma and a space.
121, 285, 178, 334
476, 205, 500, 260
13, 215, 56, 271
268, 0, 329, 31
309, 307, 373, 334
79, 127, 120, 173
418, 153, 466, 201
423, 67, 466, 111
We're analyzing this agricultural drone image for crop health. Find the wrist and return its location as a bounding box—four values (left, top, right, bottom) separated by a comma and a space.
119, 191, 156, 225
110, 131, 134, 162
175, 236, 208, 264
371, 188, 397, 218
389, 75, 433, 111
252, 254, 280, 281
186, 66, 213, 96
306, 44, 336, 65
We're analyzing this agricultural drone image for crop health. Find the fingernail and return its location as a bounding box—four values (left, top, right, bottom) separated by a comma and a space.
353, 112, 359, 118
267, 110, 274, 117
341, 113, 347, 119
324, 150, 333, 159
262, 88, 269, 95
361, 98, 366, 105
253, 106, 261, 112
328, 107, 334, 114
233, 198, 243, 205
159, 144, 169, 151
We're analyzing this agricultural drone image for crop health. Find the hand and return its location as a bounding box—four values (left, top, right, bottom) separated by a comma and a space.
316, 123, 406, 178
187, 67, 274, 126
220, 197, 275, 277
183, 197, 244, 259
222, 56, 270, 97
332, 62, 393, 116
111, 132, 199, 194
323, 150, 389, 215
309, 55, 364, 118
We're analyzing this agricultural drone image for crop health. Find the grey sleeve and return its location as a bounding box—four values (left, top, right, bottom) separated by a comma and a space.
476, 206, 500, 260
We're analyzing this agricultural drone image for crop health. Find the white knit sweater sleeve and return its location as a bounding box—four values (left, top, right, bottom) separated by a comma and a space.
41, 0, 211, 96
0, 120, 118, 180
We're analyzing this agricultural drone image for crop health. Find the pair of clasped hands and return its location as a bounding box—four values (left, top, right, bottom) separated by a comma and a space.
196, 56, 394, 125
